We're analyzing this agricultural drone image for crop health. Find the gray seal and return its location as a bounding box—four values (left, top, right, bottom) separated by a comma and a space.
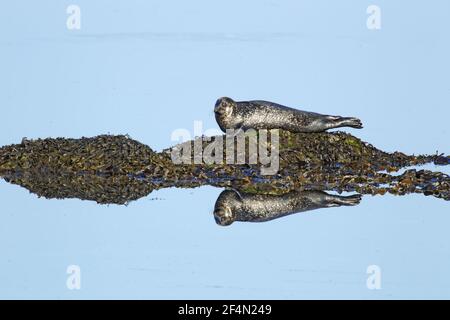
214, 97, 363, 133
213, 189, 361, 226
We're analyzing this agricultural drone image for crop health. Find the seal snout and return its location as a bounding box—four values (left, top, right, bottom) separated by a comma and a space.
213, 205, 235, 226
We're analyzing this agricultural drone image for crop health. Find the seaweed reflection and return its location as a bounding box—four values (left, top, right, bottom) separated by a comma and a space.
0, 134, 448, 222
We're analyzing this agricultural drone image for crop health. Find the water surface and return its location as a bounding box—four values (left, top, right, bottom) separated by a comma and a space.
0, 1, 449, 299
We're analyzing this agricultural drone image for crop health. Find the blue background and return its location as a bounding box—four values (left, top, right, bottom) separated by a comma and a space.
0, 1, 449, 299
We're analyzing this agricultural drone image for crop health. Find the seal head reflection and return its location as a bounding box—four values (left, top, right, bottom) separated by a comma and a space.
213, 189, 241, 226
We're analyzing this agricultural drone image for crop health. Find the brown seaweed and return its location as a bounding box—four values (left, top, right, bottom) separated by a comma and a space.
0, 132, 448, 205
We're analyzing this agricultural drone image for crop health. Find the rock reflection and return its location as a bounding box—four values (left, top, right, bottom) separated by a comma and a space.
1, 169, 154, 205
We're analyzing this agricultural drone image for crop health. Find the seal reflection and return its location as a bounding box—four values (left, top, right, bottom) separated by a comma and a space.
213, 189, 361, 226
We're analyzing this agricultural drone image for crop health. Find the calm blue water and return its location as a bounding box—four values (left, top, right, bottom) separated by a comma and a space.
0, 1, 449, 299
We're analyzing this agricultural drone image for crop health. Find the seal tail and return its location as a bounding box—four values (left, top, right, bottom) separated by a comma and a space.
332, 117, 363, 129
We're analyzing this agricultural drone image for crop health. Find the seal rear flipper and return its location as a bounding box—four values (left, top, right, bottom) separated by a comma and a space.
330, 194, 362, 206
332, 117, 363, 129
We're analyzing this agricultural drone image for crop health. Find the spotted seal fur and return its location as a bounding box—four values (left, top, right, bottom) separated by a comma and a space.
214, 97, 363, 133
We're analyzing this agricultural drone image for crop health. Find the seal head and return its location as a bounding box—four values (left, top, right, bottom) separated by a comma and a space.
214, 97, 240, 132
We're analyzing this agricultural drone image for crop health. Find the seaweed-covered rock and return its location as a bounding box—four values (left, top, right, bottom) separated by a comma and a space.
0, 132, 448, 203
